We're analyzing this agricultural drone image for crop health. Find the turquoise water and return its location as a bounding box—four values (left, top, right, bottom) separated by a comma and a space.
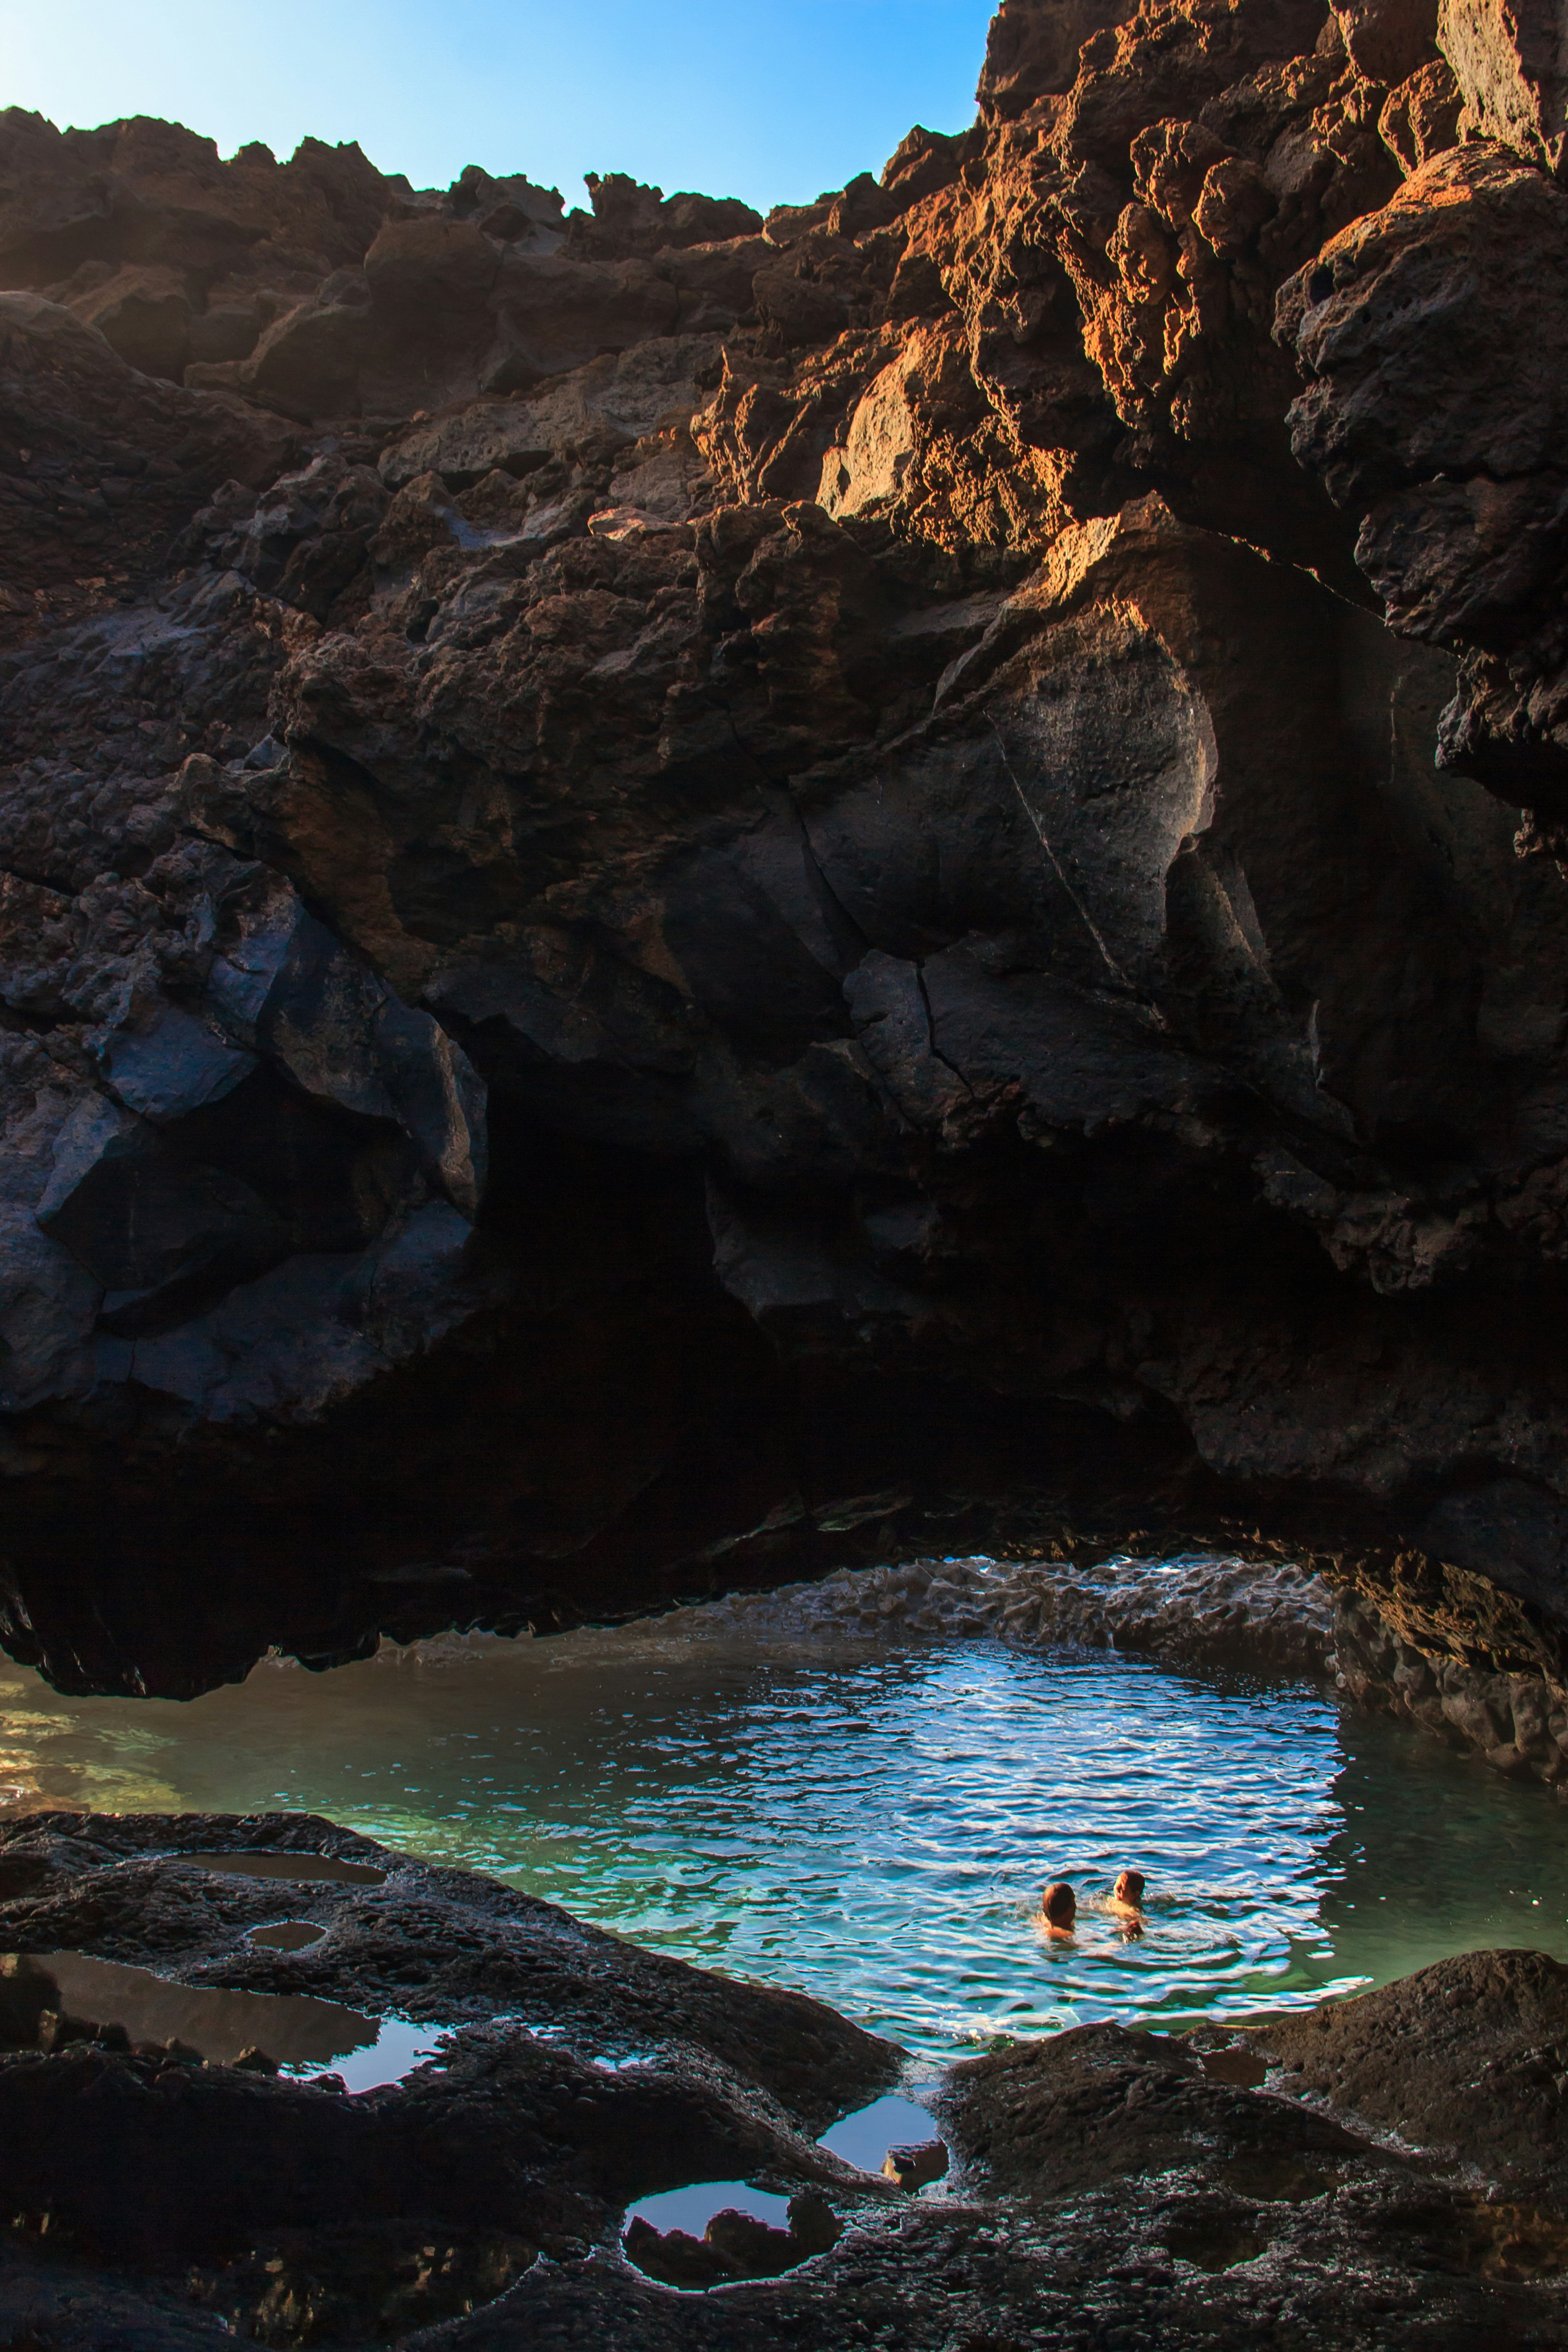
4, 1598, 1567, 2058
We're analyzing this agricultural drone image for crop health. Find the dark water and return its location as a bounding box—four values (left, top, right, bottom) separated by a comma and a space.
4, 1603, 1566, 2058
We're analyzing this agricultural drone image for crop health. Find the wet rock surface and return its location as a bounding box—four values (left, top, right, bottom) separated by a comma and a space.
1334, 1574, 1568, 1785
2, 9, 1568, 1729
1251, 1945, 1568, 2197
641, 1546, 1339, 1676
0, 1811, 1564, 2347
0, 1811, 903, 2341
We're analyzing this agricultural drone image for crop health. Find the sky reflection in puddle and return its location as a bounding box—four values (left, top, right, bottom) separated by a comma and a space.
628, 2182, 794, 2238
817, 2091, 943, 2174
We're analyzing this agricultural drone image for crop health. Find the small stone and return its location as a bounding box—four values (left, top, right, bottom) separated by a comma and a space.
0, 1956, 57, 2046
36, 2009, 97, 2054
232, 2045, 280, 2074
882, 2138, 949, 2190
787, 2190, 842, 2255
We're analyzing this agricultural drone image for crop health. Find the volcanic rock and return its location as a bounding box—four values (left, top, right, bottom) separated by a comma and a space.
1438, 0, 1568, 173
976, 1, 1144, 119
1250, 1946, 1568, 2194
4, 0, 1568, 1717
0, 1813, 1563, 2348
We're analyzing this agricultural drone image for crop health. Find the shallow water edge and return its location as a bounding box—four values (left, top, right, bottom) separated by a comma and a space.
4, 1555, 1566, 2060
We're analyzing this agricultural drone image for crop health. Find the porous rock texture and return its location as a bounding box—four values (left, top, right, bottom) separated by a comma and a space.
3, 1810, 1568, 2349
7, 0, 1568, 1704
645, 1545, 1340, 1675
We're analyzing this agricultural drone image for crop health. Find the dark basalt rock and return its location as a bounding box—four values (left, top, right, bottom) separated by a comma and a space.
0, 1811, 1564, 2348
1250, 1945, 1568, 2195
5, 0, 1568, 1709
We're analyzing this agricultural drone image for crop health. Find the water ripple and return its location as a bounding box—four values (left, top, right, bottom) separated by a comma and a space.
4, 1592, 1568, 2056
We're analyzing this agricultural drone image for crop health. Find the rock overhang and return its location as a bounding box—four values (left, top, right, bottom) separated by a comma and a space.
2, 0, 1568, 1700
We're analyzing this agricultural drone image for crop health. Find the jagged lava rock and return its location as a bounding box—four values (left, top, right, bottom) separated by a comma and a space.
0, 1812, 1564, 2347
6, 0, 1568, 1703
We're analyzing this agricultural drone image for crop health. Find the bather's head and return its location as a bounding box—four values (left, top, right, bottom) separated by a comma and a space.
1040, 1880, 1076, 1928
1112, 1870, 1145, 1907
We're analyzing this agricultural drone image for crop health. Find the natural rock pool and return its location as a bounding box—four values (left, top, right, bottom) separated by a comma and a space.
5, 1559, 1566, 2059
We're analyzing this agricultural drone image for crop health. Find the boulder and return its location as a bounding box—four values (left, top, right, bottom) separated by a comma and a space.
1282, 145, 1568, 506
579, 172, 762, 254
208, 893, 487, 1216
242, 278, 373, 414
485, 251, 680, 387
975, 0, 1143, 120
363, 216, 499, 321
1280, 142, 1568, 800
1378, 58, 1465, 173
1334, 0, 1441, 85
752, 262, 849, 347
35, 1094, 281, 1305
0, 1205, 99, 1407
819, 348, 922, 517
1439, 0, 1568, 173
187, 298, 263, 365
1252, 1949, 1568, 2196
67, 262, 193, 379
378, 398, 555, 491
657, 232, 770, 332
100, 1006, 257, 1125
448, 163, 566, 249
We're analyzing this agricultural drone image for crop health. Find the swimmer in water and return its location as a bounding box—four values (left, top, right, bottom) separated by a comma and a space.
1036, 1880, 1076, 1940
1105, 1869, 1145, 1938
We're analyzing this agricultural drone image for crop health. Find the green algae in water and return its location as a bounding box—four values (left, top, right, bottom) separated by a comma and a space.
4, 1617, 1568, 2060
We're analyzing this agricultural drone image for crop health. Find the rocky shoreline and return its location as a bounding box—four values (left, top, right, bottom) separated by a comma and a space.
579, 1546, 1342, 1676
7, 0, 1568, 2334
0, 1809, 1563, 2348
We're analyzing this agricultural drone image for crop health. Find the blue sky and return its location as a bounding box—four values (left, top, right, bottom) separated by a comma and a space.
1, 1, 997, 216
